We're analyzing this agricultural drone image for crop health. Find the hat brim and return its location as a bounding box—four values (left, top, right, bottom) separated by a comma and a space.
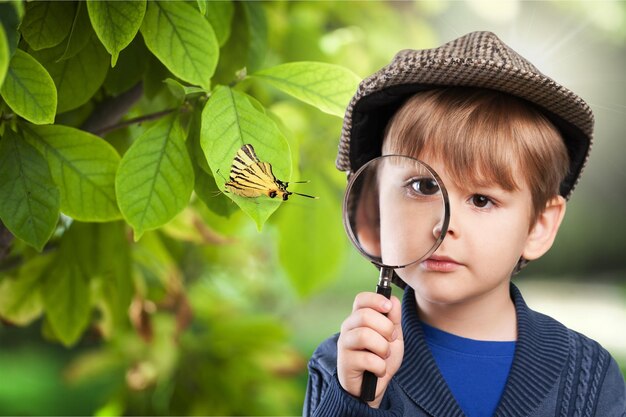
347, 82, 590, 199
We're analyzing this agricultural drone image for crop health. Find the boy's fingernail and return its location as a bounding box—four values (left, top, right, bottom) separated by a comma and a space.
392, 329, 398, 341
383, 300, 392, 311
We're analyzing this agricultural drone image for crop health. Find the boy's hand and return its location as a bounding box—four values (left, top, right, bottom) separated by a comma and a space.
337, 292, 404, 408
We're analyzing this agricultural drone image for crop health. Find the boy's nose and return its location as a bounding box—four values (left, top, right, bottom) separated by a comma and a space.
433, 215, 455, 240
433, 221, 445, 238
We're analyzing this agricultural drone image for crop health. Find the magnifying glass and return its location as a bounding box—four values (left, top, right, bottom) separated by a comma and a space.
342, 155, 450, 402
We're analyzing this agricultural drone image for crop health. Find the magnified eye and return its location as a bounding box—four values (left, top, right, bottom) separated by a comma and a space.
407, 177, 440, 196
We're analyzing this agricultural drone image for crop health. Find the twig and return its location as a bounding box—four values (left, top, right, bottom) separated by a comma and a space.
81, 82, 144, 135
92, 108, 178, 136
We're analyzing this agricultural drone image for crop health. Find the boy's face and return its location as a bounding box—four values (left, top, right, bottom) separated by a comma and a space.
379, 154, 535, 306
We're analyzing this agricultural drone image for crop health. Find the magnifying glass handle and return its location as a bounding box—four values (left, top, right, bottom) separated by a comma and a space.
360, 267, 394, 402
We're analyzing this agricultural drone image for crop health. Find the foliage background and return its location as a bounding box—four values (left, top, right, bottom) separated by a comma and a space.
0, 1, 624, 416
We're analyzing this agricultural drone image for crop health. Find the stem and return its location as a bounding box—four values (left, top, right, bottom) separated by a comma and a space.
92, 108, 178, 136
81, 82, 144, 135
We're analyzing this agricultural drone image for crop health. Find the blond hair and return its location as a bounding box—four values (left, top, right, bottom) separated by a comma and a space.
382, 88, 569, 224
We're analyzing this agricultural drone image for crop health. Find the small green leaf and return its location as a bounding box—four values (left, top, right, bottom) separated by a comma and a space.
164, 78, 207, 103
200, 85, 290, 229
0, 24, 9, 86
116, 114, 194, 240
196, 0, 207, 16
87, 0, 146, 67
0, 49, 57, 124
0, 129, 59, 251
252, 62, 361, 117
22, 124, 121, 222
0, 254, 52, 325
202, 0, 234, 46
140, 1, 218, 90
42, 225, 92, 347
31, 34, 109, 113
20, 1, 75, 51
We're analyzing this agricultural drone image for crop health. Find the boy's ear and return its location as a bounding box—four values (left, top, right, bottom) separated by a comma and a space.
523, 196, 567, 260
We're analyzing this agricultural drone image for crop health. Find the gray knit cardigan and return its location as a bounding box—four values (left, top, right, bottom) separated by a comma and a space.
304, 284, 626, 417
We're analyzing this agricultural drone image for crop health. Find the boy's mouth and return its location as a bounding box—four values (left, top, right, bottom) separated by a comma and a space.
421, 255, 462, 272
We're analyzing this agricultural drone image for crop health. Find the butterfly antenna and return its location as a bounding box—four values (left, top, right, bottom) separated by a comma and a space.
288, 180, 311, 184
292, 192, 318, 199
216, 169, 228, 182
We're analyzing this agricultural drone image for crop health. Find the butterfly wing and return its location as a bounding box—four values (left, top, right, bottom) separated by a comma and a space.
226, 161, 279, 198
229, 144, 260, 179
225, 144, 295, 199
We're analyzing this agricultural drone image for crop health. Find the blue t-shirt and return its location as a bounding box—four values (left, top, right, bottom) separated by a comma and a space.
421, 322, 516, 417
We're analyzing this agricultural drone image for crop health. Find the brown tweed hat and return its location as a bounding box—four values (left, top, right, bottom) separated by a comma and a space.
336, 31, 594, 199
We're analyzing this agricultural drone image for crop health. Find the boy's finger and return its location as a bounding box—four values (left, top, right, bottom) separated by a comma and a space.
387, 296, 403, 342
353, 292, 393, 313
340, 327, 391, 359
340, 307, 396, 341
386, 296, 402, 326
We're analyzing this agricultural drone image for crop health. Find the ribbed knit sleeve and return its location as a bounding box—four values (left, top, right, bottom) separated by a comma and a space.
303, 334, 404, 417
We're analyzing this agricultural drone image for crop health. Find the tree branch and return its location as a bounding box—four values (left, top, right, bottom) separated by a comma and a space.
92, 108, 178, 136
81, 82, 144, 135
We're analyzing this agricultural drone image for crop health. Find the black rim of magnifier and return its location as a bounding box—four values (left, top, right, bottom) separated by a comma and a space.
342, 154, 450, 271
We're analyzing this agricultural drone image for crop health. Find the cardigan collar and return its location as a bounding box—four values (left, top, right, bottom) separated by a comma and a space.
395, 283, 570, 417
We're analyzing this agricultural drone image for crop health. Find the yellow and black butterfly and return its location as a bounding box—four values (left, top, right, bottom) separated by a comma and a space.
224, 144, 316, 201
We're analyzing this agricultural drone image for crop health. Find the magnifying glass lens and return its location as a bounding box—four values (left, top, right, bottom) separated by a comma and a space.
344, 155, 449, 269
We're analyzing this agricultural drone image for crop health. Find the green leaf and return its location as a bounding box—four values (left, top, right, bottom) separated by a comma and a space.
42, 225, 92, 347
252, 62, 361, 117
140, 1, 218, 90
0, 129, 59, 251
200, 85, 290, 229
142, 53, 171, 100
94, 221, 133, 330
57, 2, 93, 61
241, 2, 267, 73
0, 254, 52, 325
186, 108, 236, 217
21, 124, 121, 222
20, 1, 75, 51
103, 35, 149, 95
0, 23, 8, 86
0, 2, 22, 57
196, 0, 207, 16
31, 34, 109, 113
212, 2, 264, 84
164, 78, 207, 103
87, 0, 147, 67
116, 114, 194, 240
0, 49, 57, 124
202, 0, 234, 46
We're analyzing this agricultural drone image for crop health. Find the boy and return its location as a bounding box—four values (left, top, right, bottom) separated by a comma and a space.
304, 31, 626, 416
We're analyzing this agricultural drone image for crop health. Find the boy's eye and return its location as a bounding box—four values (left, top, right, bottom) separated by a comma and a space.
409, 178, 440, 196
471, 194, 493, 208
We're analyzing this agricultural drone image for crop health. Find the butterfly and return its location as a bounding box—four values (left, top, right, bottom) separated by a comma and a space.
224, 144, 317, 201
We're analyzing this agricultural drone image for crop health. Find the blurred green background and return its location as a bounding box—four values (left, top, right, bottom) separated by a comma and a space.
1, 1, 624, 415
